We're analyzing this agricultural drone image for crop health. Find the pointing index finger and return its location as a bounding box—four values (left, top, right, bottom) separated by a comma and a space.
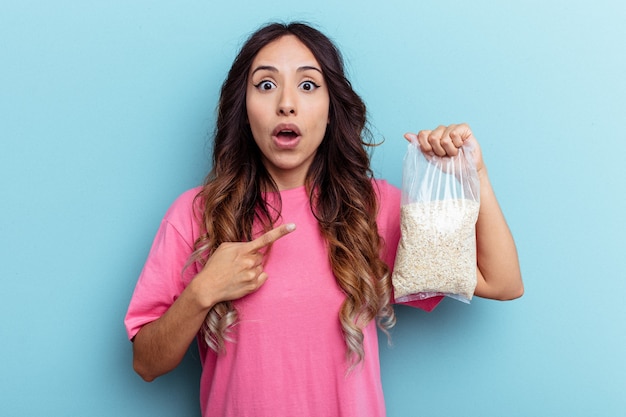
247, 223, 296, 252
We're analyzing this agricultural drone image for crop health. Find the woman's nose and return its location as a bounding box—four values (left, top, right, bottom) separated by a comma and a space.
277, 87, 296, 115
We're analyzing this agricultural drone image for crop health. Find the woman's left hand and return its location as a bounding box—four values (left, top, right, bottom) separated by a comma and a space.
404, 123, 485, 174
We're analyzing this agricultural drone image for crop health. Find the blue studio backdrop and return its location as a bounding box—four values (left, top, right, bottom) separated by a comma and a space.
1, 1, 625, 416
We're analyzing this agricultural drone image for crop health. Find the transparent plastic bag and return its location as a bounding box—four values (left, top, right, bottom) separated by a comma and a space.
392, 138, 480, 303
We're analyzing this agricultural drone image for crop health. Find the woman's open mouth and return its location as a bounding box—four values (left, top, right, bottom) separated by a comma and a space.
272, 124, 302, 149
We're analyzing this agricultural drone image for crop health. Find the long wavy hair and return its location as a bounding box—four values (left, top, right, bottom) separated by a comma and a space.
190, 22, 395, 366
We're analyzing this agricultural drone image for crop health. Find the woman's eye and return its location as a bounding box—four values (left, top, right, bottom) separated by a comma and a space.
300, 81, 319, 91
256, 81, 276, 91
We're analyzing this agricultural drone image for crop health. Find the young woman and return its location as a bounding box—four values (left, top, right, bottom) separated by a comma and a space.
125, 22, 523, 416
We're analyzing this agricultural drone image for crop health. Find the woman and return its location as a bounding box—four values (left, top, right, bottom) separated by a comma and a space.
125, 22, 523, 416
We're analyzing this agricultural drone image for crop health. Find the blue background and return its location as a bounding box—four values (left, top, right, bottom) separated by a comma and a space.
1, 1, 625, 416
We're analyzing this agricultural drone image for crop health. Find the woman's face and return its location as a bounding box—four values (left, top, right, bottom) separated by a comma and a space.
246, 35, 330, 190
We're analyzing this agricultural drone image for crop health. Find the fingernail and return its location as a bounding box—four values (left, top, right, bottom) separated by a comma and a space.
285, 223, 296, 232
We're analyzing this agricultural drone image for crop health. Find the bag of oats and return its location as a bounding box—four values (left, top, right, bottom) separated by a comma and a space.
392, 138, 480, 303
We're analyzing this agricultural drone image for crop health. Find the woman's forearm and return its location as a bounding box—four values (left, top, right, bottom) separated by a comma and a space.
132, 282, 212, 382
474, 167, 524, 300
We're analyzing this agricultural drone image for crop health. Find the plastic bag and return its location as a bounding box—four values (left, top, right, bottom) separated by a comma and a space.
392, 138, 480, 304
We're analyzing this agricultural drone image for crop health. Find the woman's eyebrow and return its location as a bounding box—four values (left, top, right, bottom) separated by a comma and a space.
251, 65, 278, 76
297, 65, 323, 74
250, 65, 322, 76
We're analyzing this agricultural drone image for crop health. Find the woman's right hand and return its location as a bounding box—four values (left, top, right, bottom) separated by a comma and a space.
188, 223, 296, 308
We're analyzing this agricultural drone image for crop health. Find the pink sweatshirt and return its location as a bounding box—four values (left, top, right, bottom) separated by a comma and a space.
125, 180, 440, 416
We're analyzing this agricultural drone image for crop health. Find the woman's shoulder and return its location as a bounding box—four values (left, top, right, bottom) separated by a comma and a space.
371, 179, 401, 224
162, 186, 204, 229
173, 186, 203, 205
372, 178, 400, 200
